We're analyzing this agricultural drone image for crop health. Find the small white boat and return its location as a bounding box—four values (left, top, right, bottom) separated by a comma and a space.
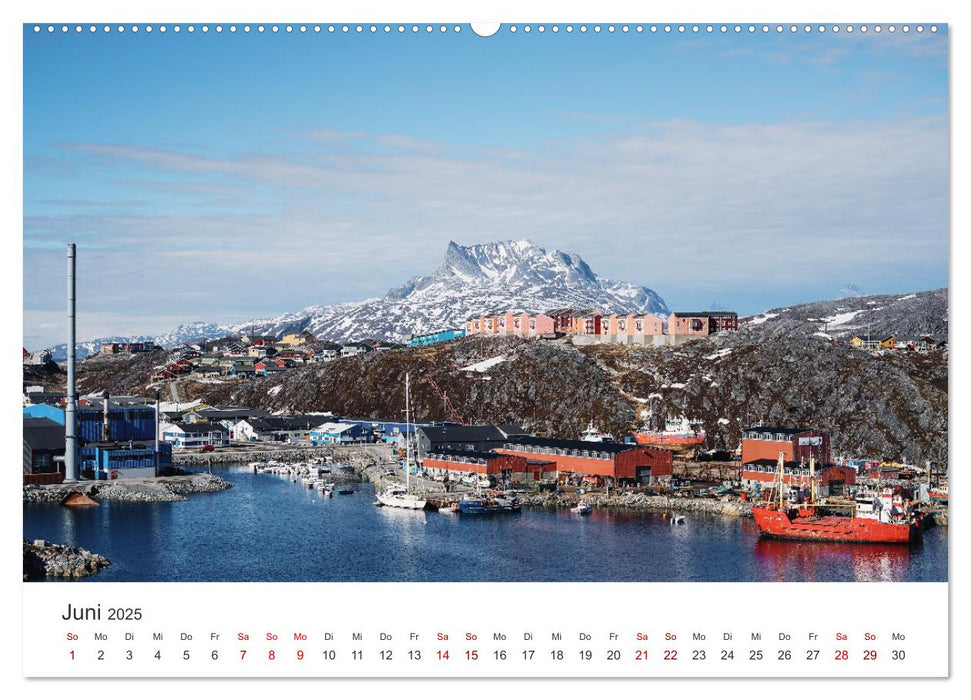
571, 500, 593, 515
670, 514, 685, 525
376, 488, 426, 510
438, 504, 459, 514
580, 422, 615, 442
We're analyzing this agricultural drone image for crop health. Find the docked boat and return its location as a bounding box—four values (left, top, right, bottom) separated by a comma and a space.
580, 422, 615, 443
377, 487, 427, 510
437, 504, 460, 514
752, 454, 921, 544
633, 416, 705, 447
928, 486, 948, 504
571, 500, 593, 515
457, 497, 521, 515
335, 486, 354, 495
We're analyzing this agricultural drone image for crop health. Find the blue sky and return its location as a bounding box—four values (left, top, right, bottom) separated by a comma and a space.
23, 24, 948, 348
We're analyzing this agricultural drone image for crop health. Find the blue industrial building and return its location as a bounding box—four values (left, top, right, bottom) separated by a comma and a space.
407, 328, 466, 347
80, 442, 172, 479
23, 397, 170, 479
24, 398, 156, 441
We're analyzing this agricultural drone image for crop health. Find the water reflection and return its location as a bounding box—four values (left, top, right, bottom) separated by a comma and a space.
753, 538, 912, 582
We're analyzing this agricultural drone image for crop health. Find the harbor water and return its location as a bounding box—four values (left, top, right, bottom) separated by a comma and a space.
23, 465, 947, 583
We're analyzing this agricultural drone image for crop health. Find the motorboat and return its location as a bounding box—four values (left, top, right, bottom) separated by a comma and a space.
571, 500, 593, 515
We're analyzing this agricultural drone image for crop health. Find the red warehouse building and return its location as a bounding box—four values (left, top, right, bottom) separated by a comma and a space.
421, 449, 537, 483
741, 460, 856, 495
741, 427, 832, 466
495, 436, 673, 484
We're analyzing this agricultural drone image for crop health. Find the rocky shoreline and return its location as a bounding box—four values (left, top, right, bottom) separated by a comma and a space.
23, 472, 233, 504
172, 446, 339, 466
517, 490, 754, 517
23, 539, 110, 580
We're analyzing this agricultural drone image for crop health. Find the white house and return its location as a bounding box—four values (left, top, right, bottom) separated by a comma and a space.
309, 422, 372, 445
340, 344, 371, 358
234, 415, 325, 443
159, 422, 230, 450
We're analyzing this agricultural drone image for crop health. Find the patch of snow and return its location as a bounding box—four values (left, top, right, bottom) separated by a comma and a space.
633, 397, 649, 403
897, 294, 917, 301
268, 386, 282, 396
748, 312, 778, 326
667, 382, 686, 389
822, 310, 862, 326
704, 348, 733, 360
461, 355, 507, 373
814, 332, 833, 340
717, 418, 729, 425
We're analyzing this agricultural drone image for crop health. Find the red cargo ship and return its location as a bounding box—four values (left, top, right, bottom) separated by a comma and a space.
752, 454, 921, 545
752, 505, 920, 544
633, 416, 705, 448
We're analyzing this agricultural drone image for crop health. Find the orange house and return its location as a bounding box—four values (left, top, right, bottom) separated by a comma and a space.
572, 314, 602, 336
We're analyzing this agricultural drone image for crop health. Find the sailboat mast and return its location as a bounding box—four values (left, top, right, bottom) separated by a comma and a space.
777, 451, 785, 509
405, 372, 411, 492
809, 453, 815, 505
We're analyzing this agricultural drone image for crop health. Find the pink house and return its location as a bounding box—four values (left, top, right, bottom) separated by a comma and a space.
634, 314, 664, 337
527, 314, 555, 335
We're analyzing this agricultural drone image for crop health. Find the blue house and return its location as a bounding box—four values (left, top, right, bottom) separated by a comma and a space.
407, 328, 466, 347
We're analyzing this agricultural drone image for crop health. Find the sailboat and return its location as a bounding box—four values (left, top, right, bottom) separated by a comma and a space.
376, 372, 427, 510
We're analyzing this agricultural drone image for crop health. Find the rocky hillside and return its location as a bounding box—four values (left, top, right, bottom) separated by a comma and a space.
192, 325, 946, 465
746, 288, 948, 342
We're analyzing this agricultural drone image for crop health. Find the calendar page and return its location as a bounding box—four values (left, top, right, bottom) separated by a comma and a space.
16, 0, 957, 693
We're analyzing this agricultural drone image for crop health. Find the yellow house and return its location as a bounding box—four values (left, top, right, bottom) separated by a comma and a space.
850, 336, 864, 347
282, 331, 316, 346
878, 335, 896, 350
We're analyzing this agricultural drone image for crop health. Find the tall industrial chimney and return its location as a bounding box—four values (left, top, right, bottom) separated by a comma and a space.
65, 243, 77, 481
102, 391, 111, 442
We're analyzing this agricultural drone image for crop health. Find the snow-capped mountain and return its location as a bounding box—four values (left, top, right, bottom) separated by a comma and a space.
47, 240, 670, 356
234, 240, 670, 342
49, 323, 234, 362
839, 283, 865, 299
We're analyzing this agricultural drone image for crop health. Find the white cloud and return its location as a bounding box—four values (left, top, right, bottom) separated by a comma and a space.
24, 117, 947, 346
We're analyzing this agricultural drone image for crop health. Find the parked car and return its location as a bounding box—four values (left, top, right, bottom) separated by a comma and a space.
200, 444, 215, 453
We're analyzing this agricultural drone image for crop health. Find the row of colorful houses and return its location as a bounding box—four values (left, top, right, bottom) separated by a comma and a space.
465, 309, 738, 344
849, 335, 945, 352
148, 338, 393, 382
